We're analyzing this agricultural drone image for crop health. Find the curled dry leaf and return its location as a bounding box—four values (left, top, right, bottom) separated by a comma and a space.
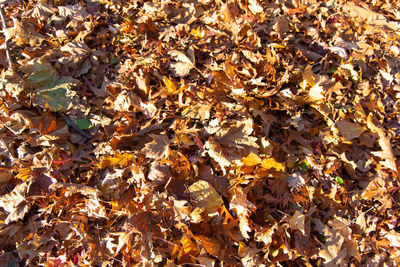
230, 195, 256, 239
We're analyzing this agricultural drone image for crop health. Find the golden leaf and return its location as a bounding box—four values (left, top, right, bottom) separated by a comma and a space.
242, 152, 261, 166
16, 168, 31, 182
97, 153, 136, 169
189, 180, 223, 218
260, 158, 285, 172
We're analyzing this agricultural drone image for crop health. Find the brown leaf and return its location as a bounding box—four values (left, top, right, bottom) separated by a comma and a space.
142, 134, 171, 159
336, 120, 364, 141
194, 235, 221, 257
289, 210, 306, 235
5, 19, 45, 46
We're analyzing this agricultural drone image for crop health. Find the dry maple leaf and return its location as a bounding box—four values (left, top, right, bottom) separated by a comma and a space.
5, 19, 45, 46
184, 103, 211, 121
216, 123, 257, 151
142, 134, 171, 159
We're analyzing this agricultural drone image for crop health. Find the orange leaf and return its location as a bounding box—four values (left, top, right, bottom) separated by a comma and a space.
194, 235, 221, 257
178, 236, 199, 263
97, 153, 136, 169
242, 152, 261, 166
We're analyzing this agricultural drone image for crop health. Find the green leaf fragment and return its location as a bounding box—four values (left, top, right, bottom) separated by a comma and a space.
296, 161, 311, 173
326, 66, 336, 74
76, 118, 92, 130
334, 175, 344, 185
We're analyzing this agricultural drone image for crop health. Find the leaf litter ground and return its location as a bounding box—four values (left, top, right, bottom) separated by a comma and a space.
0, 0, 400, 266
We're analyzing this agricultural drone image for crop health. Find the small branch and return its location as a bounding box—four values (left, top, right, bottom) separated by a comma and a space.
0, 4, 14, 70
59, 113, 92, 139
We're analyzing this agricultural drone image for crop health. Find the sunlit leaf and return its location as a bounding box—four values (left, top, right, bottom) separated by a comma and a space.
21, 59, 80, 111
16, 168, 31, 182
260, 158, 285, 172
97, 153, 136, 169
242, 152, 261, 166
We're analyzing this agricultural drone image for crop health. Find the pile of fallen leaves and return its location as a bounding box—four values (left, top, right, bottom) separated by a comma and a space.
0, 0, 400, 266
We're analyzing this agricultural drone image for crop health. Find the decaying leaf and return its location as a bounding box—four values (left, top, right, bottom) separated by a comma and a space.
21, 59, 80, 111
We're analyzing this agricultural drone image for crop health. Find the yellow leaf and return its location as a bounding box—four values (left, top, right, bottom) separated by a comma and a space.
242, 152, 261, 166
190, 27, 205, 39
97, 153, 135, 169
188, 181, 223, 218
163, 76, 183, 94
260, 158, 285, 172
16, 168, 31, 181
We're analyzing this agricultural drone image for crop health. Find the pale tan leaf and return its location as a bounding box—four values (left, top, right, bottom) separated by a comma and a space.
184, 103, 211, 120
0, 180, 32, 224
58, 4, 88, 21
381, 229, 400, 247
168, 49, 195, 77
203, 140, 232, 175
308, 83, 325, 102
230, 195, 256, 239
5, 19, 45, 46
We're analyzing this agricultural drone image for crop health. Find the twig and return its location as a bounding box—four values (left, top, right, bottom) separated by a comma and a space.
0, 3, 13, 70
59, 113, 92, 139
